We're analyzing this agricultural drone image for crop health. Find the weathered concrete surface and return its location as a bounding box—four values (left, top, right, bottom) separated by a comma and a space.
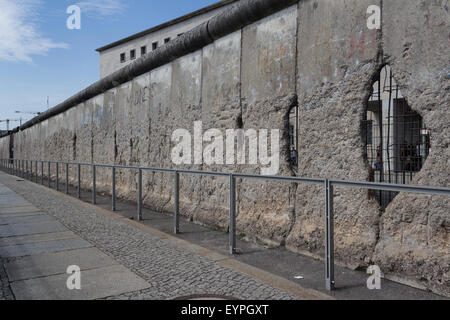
237, 5, 298, 245
1, 0, 448, 296
372, 0, 450, 296
286, 0, 383, 272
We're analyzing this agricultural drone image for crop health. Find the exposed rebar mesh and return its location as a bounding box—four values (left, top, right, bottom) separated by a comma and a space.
363, 66, 430, 210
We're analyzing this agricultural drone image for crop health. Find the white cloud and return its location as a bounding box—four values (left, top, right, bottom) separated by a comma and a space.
0, 0, 68, 63
76, 0, 125, 16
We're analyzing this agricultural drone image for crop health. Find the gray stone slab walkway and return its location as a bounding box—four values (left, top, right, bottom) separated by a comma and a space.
0, 172, 323, 300
0, 182, 151, 300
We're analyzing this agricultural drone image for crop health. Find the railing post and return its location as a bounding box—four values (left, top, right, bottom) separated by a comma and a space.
111, 166, 116, 211
174, 171, 180, 234
31, 160, 33, 181
229, 174, 236, 255
48, 162, 51, 188
56, 162, 59, 191
26, 160, 28, 180
65, 163, 69, 194
92, 165, 96, 204
325, 179, 335, 291
41, 161, 44, 185
137, 169, 142, 221
77, 164, 81, 199
34, 161, 37, 183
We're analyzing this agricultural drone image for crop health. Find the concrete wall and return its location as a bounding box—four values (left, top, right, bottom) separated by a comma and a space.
1, 0, 449, 296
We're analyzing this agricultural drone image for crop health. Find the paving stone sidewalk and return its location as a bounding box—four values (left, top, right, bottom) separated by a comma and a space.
0, 172, 316, 300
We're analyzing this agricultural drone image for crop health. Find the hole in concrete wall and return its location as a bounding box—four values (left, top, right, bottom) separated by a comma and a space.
288, 105, 298, 172
72, 134, 77, 160
236, 114, 243, 129
363, 65, 431, 210
114, 130, 118, 162
9, 133, 14, 160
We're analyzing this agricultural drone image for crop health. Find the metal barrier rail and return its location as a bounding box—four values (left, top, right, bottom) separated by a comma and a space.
1, 158, 449, 291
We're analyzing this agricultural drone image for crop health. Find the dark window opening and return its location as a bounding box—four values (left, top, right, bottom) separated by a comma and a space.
152, 42, 158, 50
120, 53, 126, 63
177, 33, 184, 37
164, 37, 171, 44
141, 46, 147, 56
289, 106, 299, 172
130, 49, 136, 60
363, 65, 430, 210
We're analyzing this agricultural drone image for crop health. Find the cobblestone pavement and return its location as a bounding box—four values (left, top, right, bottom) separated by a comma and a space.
0, 173, 299, 300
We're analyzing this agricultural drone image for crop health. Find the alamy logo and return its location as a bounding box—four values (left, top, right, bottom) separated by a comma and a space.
66, 265, 81, 290
66, 5, 81, 30
367, 265, 382, 290
367, 5, 381, 30
171, 121, 280, 176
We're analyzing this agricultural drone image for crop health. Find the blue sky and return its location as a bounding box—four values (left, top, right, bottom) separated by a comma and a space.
0, 0, 219, 130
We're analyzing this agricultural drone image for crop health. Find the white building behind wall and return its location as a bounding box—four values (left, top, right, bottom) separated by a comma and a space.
96, 0, 238, 79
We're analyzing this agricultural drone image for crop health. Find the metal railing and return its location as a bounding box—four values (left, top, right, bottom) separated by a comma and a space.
1, 158, 449, 291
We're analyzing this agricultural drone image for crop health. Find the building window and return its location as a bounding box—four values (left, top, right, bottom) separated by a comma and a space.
141, 46, 146, 56
177, 33, 184, 37
120, 53, 126, 63
164, 37, 171, 44
130, 49, 136, 60
152, 42, 158, 50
